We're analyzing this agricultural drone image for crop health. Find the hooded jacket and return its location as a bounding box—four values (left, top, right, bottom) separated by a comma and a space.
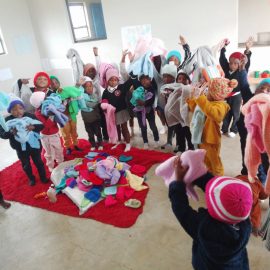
169, 173, 251, 270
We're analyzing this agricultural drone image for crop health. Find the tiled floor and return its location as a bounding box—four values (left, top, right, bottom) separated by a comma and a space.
0, 115, 269, 270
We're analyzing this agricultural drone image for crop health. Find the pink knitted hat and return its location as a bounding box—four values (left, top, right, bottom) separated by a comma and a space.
106, 68, 119, 83
205, 176, 253, 224
155, 149, 207, 200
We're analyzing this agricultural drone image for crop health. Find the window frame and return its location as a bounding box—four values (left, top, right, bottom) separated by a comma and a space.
0, 30, 6, 55
66, 1, 107, 43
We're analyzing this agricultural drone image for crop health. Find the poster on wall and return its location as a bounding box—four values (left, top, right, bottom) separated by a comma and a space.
121, 24, 152, 53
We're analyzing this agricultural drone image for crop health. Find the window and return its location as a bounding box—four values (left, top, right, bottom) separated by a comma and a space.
66, 0, 107, 43
0, 28, 6, 55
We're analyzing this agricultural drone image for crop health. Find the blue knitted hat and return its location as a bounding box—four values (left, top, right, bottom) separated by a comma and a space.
7, 99, 25, 113
166, 50, 182, 64
258, 78, 270, 87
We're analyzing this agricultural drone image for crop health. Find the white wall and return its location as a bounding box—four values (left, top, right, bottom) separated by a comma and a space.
0, 0, 42, 91
238, 0, 270, 73
26, 0, 238, 86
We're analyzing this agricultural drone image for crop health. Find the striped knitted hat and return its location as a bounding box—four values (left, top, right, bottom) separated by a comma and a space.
205, 176, 253, 224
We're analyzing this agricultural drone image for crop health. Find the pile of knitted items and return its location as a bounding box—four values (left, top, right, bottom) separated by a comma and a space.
155, 149, 208, 201
58, 86, 86, 121
54, 153, 147, 210
81, 90, 99, 113
100, 102, 117, 143
41, 93, 69, 127
242, 93, 270, 194
130, 86, 153, 126
6, 117, 42, 151
0, 91, 10, 132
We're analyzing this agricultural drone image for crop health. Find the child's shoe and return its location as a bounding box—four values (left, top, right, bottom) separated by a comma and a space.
143, 143, 149, 150
98, 146, 103, 151
66, 148, 72, 155
90, 147, 96, 151
74, 145, 83, 151
29, 177, 36, 186
124, 143, 131, 152
41, 178, 49, 184
153, 141, 160, 149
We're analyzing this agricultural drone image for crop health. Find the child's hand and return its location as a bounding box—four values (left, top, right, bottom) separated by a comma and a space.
26, 125, 35, 131
137, 99, 145, 106
21, 78, 30, 84
245, 36, 254, 51
128, 51, 135, 63
239, 55, 247, 71
174, 156, 188, 182
121, 49, 129, 63
179, 35, 187, 45
10, 128, 17, 136
93, 47, 98, 56
192, 82, 208, 98
57, 88, 63, 93
78, 76, 86, 86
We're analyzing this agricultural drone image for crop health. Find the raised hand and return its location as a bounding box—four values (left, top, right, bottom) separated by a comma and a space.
174, 156, 188, 182
179, 35, 187, 46
93, 47, 98, 56
245, 36, 254, 50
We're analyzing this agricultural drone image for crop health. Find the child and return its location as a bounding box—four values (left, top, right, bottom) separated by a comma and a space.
50, 75, 61, 93
131, 75, 159, 149
173, 72, 194, 153
30, 91, 64, 172
0, 98, 48, 186
166, 35, 191, 71
192, 78, 237, 175
80, 77, 103, 151
101, 67, 133, 152
219, 37, 253, 138
0, 191, 11, 209
57, 86, 83, 155
169, 156, 253, 269
159, 63, 178, 150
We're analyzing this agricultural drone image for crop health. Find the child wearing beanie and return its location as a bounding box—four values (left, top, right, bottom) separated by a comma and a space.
192, 78, 238, 175
12, 72, 53, 113
79, 76, 103, 151
101, 61, 134, 152
219, 37, 254, 138
169, 155, 253, 270
0, 98, 49, 186
30, 91, 64, 172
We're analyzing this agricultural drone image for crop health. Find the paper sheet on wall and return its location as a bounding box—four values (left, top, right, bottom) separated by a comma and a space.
0, 68, 13, 81
121, 24, 152, 53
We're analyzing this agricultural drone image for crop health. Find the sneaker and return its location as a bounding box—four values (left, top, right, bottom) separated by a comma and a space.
228, 132, 236, 138
41, 178, 49, 184
161, 143, 172, 150
173, 146, 179, 153
90, 147, 96, 151
124, 143, 131, 152
74, 146, 83, 151
29, 178, 36, 186
153, 141, 160, 149
143, 143, 149, 150
111, 143, 119, 150
159, 126, 167, 135
98, 146, 103, 151
66, 148, 72, 155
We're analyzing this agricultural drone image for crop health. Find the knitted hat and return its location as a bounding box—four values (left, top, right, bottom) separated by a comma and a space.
258, 78, 270, 87
81, 76, 93, 85
229, 52, 244, 60
30, 91, 46, 108
161, 63, 177, 79
7, 99, 25, 113
83, 63, 96, 76
205, 176, 253, 224
167, 50, 182, 64
33, 72, 51, 88
208, 78, 238, 101
181, 149, 208, 201
106, 68, 120, 82
50, 75, 60, 83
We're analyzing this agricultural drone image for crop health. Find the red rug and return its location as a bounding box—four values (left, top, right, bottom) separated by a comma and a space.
0, 139, 173, 228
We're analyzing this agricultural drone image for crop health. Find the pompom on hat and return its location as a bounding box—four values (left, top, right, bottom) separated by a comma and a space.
205, 176, 253, 224
29, 92, 46, 109
33, 72, 51, 88
208, 78, 238, 101
229, 52, 244, 60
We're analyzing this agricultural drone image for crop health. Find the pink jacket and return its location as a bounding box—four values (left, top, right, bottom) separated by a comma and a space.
101, 103, 118, 144
242, 93, 270, 194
